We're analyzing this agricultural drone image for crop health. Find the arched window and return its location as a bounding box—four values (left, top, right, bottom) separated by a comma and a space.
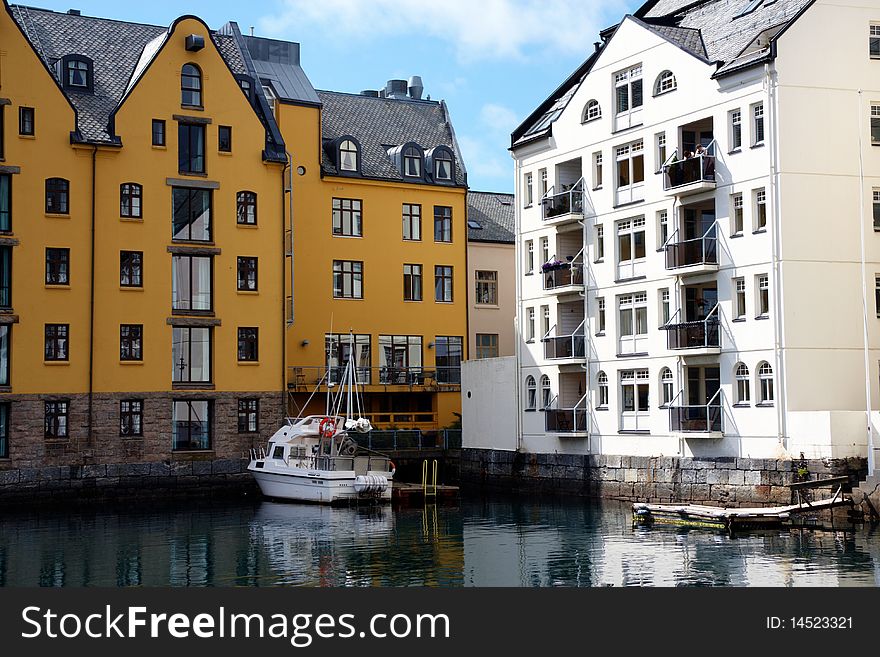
181, 64, 202, 107
45, 178, 69, 214
403, 146, 422, 177
660, 367, 674, 407
434, 149, 453, 180
757, 362, 774, 404
735, 363, 750, 404
339, 139, 359, 172
654, 70, 677, 96
525, 376, 537, 410
540, 374, 551, 409
582, 99, 601, 123
237, 191, 257, 225
120, 183, 143, 218
597, 371, 609, 408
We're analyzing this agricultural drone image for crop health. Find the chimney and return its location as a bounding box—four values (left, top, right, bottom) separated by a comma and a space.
385, 79, 408, 100
360, 90, 379, 97
68, 8, 81, 15
594, 41, 601, 52
408, 75, 424, 100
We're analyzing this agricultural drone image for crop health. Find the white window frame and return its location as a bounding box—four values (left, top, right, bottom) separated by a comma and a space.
732, 193, 744, 235
525, 376, 537, 411
752, 102, 765, 146
660, 367, 674, 407
657, 209, 668, 248
524, 173, 533, 207
595, 224, 605, 262
597, 371, 609, 409
870, 23, 880, 59
757, 361, 774, 405
540, 168, 548, 197
616, 216, 646, 280
540, 374, 552, 409
729, 108, 742, 151
525, 240, 534, 274
735, 363, 750, 405
872, 104, 880, 145
754, 188, 767, 231
617, 291, 648, 355
660, 288, 670, 326
653, 70, 676, 96
593, 151, 603, 190
614, 140, 645, 205
613, 64, 643, 131
757, 274, 769, 318
873, 189, 880, 231
540, 236, 549, 266
526, 307, 535, 342
734, 277, 746, 320
655, 132, 667, 172
596, 297, 606, 335
540, 304, 550, 338
620, 368, 650, 432
583, 100, 601, 123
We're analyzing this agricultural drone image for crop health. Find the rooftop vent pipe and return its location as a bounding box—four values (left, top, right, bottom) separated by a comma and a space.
408, 75, 424, 100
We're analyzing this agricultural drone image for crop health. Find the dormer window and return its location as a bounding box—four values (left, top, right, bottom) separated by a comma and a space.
654, 70, 677, 96
181, 64, 202, 107
583, 99, 601, 123
433, 148, 453, 181
238, 78, 252, 99
339, 139, 359, 172
404, 146, 422, 177
58, 55, 93, 92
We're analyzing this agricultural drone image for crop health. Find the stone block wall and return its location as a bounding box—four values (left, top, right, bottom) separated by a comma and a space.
460, 448, 868, 506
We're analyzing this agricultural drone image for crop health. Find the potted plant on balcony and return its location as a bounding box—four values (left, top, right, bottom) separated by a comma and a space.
541, 258, 566, 273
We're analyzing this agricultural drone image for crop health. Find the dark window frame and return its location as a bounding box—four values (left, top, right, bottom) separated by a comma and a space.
434, 335, 463, 384
236, 191, 257, 225
45, 178, 70, 214
120, 250, 143, 287
120, 400, 144, 437
44, 400, 69, 439
237, 256, 258, 291
0, 173, 10, 231
237, 327, 259, 362
0, 245, 12, 309
152, 119, 166, 147
19, 107, 34, 136
45, 247, 70, 285
178, 123, 206, 175
238, 398, 259, 434
181, 63, 203, 108
172, 399, 213, 451
433, 206, 452, 243
332, 260, 364, 299
0, 325, 10, 387
62, 55, 93, 92
172, 326, 212, 384
331, 197, 362, 236
172, 187, 212, 242
403, 263, 423, 302
218, 125, 232, 153
434, 265, 453, 303
171, 254, 213, 312
402, 203, 421, 240
119, 324, 143, 361
44, 324, 69, 361
120, 183, 143, 219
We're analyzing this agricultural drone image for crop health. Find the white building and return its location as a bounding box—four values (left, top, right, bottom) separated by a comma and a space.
508, 0, 880, 469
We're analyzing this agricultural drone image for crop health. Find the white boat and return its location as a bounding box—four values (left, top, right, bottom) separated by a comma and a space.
247, 336, 395, 505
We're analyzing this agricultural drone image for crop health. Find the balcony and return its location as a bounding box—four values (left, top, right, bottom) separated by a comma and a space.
287, 366, 460, 390
662, 305, 721, 355
662, 144, 716, 198
668, 390, 723, 437
541, 178, 585, 229
545, 395, 589, 437
664, 223, 718, 276
542, 321, 586, 364
542, 251, 585, 296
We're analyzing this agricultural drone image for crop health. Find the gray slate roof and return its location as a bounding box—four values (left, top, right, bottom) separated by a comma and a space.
317, 90, 467, 186
243, 36, 320, 105
513, 0, 812, 145
467, 191, 515, 243
9, 6, 251, 143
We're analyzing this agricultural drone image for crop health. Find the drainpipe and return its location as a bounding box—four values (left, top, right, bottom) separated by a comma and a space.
766, 62, 788, 453
513, 155, 524, 452
856, 89, 876, 474
580, 217, 590, 451
281, 156, 290, 419
87, 145, 97, 451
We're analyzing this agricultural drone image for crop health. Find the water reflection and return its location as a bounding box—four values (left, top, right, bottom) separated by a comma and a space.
0, 497, 878, 587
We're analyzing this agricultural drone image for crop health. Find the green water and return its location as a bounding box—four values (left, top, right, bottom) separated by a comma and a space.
1, 496, 878, 586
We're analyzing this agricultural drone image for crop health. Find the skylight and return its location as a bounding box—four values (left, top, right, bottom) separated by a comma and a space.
467, 219, 483, 229
737, 0, 765, 18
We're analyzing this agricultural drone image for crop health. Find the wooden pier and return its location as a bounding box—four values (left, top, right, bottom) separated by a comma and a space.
392, 481, 459, 504
633, 476, 854, 531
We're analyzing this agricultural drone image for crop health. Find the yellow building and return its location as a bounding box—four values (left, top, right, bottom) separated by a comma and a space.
265, 70, 469, 431
0, 3, 286, 469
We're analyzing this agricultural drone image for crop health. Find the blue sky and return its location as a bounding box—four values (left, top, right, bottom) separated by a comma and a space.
30, 0, 641, 192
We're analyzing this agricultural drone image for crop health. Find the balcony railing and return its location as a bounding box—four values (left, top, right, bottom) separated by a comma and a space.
542, 320, 586, 360
287, 366, 460, 389
542, 249, 585, 291
664, 223, 718, 270
662, 142, 716, 192
668, 389, 723, 433
545, 394, 589, 434
662, 304, 721, 350
541, 178, 585, 221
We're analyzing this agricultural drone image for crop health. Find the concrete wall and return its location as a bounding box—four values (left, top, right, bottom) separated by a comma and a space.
461, 356, 517, 451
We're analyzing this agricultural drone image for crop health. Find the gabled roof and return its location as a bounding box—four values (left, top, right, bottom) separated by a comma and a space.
512, 0, 814, 149
467, 191, 515, 244
317, 90, 467, 187
9, 4, 282, 156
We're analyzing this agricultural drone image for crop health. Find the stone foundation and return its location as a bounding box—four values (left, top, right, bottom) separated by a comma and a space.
0, 391, 283, 502
461, 448, 868, 506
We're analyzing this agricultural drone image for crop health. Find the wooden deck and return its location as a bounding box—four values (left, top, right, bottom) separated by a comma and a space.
392, 481, 459, 504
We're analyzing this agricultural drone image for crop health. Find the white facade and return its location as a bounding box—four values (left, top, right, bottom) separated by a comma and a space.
510, 0, 880, 466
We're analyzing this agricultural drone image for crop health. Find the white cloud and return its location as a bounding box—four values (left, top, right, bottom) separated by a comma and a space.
480, 103, 519, 135
258, 0, 630, 62
457, 134, 513, 185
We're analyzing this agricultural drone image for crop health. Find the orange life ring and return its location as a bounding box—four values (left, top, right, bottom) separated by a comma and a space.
319, 417, 336, 438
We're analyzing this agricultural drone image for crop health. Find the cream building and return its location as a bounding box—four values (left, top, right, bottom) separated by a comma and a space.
499, 0, 880, 477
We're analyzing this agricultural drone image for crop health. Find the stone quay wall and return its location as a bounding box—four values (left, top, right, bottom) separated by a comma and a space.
460, 448, 868, 506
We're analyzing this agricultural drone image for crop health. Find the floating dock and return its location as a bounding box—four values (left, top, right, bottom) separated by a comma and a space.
633, 476, 853, 531
392, 481, 459, 504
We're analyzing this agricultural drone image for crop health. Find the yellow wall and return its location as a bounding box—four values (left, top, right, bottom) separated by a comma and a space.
1, 6, 90, 394
277, 100, 467, 427
93, 17, 284, 394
